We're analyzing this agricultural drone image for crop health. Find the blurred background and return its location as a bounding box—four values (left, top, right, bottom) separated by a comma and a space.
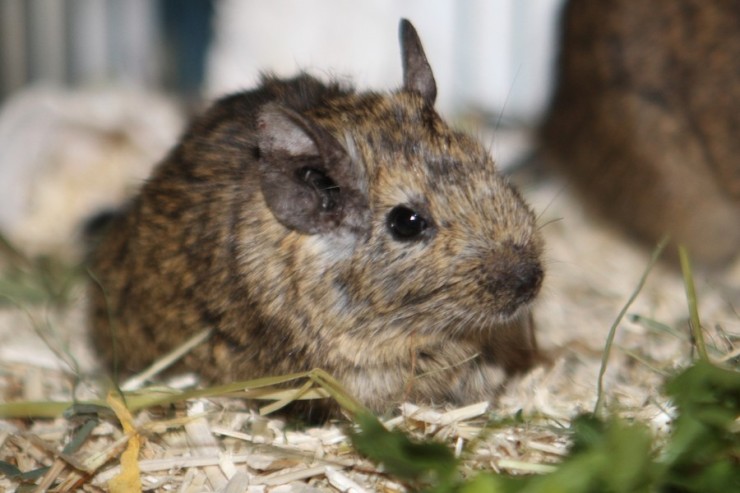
0, 0, 565, 255
1, 0, 564, 118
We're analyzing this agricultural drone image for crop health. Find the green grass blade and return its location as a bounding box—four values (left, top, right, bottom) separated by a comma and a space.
593, 236, 668, 416
678, 246, 709, 362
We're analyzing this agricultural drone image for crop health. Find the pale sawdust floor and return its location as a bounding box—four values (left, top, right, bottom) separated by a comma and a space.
1, 162, 739, 491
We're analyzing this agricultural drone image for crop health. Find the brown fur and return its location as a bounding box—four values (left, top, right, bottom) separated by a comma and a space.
89, 20, 544, 417
541, 0, 740, 267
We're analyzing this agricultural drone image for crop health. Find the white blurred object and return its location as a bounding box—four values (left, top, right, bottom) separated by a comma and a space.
0, 87, 184, 257
206, 0, 455, 109
206, 0, 564, 122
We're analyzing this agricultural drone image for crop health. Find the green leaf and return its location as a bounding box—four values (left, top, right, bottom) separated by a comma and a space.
351, 412, 459, 491
660, 361, 740, 492
521, 416, 656, 493
458, 473, 511, 493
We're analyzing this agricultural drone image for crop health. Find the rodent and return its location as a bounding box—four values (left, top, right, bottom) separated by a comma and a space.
89, 20, 544, 418
541, 0, 740, 267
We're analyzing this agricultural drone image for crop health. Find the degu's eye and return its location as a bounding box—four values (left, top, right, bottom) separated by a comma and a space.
387, 205, 429, 241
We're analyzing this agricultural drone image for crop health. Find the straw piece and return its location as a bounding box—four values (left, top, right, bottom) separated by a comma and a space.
325, 465, 369, 493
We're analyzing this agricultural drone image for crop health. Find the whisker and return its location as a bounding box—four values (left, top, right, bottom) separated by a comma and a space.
537, 217, 564, 231
535, 184, 568, 223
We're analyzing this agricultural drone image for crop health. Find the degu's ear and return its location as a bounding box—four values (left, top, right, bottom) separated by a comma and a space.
256, 103, 368, 235
399, 19, 437, 105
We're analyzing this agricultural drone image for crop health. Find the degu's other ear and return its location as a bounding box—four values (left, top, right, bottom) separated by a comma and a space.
399, 19, 437, 106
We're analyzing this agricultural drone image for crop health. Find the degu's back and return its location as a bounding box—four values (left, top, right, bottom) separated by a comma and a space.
542, 0, 740, 267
